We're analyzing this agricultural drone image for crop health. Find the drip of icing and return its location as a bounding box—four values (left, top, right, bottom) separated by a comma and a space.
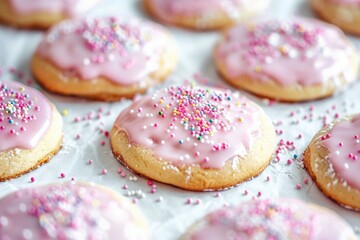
321, 115, 360, 191
36, 17, 168, 85
9, 0, 101, 17
0, 81, 52, 152
0, 182, 148, 240
148, 0, 262, 21
187, 199, 353, 240
216, 18, 355, 86
114, 85, 261, 169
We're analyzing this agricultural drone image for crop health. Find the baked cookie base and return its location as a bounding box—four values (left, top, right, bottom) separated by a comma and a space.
110, 110, 276, 191
0, 105, 63, 182
310, 0, 360, 35
214, 41, 360, 102
0, 0, 66, 29
304, 120, 360, 211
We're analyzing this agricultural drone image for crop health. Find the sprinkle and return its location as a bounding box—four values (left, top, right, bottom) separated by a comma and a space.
62, 109, 69, 116
60, 173, 65, 178
101, 169, 108, 175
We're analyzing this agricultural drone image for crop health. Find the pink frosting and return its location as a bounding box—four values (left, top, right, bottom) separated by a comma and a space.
36, 17, 170, 85
0, 81, 52, 152
216, 18, 356, 87
0, 182, 148, 240
9, 0, 101, 17
114, 85, 261, 169
186, 199, 354, 240
321, 115, 360, 191
148, 0, 265, 21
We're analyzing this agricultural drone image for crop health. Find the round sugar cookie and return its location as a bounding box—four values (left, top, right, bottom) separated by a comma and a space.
0, 0, 102, 29
214, 18, 359, 102
143, 0, 269, 30
310, 0, 360, 35
32, 17, 178, 101
304, 114, 360, 210
0, 181, 149, 239
0, 80, 62, 182
181, 199, 357, 239
110, 85, 276, 191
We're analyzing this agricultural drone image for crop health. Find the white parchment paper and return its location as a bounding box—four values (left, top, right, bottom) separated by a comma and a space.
0, 0, 359, 239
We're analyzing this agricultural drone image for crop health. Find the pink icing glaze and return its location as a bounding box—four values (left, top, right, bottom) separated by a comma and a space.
216, 18, 356, 87
321, 115, 360, 191
0, 81, 52, 152
148, 0, 266, 21
9, 0, 101, 17
36, 17, 170, 85
114, 85, 261, 169
186, 199, 354, 240
0, 182, 148, 240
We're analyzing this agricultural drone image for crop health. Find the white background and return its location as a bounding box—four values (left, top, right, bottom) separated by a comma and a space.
0, 0, 359, 239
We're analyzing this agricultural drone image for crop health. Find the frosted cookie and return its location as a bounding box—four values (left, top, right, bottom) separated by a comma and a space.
0, 181, 149, 239
304, 114, 360, 210
0, 81, 62, 182
32, 17, 178, 101
182, 199, 357, 239
0, 0, 102, 29
310, 0, 360, 35
215, 18, 359, 102
110, 85, 276, 191
143, 0, 269, 30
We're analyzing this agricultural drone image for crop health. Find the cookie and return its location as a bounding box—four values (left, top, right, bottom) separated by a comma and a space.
0, 0, 102, 29
143, 0, 269, 30
310, 0, 360, 35
31, 17, 178, 101
0, 81, 62, 182
214, 18, 359, 102
304, 114, 360, 210
110, 85, 276, 191
181, 199, 357, 239
0, 181, 149, 239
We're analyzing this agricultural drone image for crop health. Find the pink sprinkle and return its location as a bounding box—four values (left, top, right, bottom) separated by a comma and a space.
101, 141, 106, 146
195, 199, 201, 205
74, 117, 81, 123
266, 176, 270, 181
117, 168, 122, 173
339, 142, 343, 147
203, 157, 209, 163
9, 129, 15, 134
215, 193, 220, 198
153, 123, 158, 127
147, 180, 153, 186
244, 190, 248, 195
122, 185, 128, 190
303, 178, 309, 184
186, 198, 192, 204
150, 188, 156, 194
120, 172, 126, 178
295, 184, 302, 190
30, 177, 35, 183
353, 155, 358, 161
102, 169, 108, 175
60, 173, 65, 178
132, 198, 138, 204
287, 159, 292, 165
297, 134, 302, 139
104, 131, 109, 137
76, 134, 81, 139
194, 151, 200, 157
334, 113, 340, 118
257, 192, 262, 197
88, 159, 93, 164
355, 135, 359, 139
71, 177, 75, 181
